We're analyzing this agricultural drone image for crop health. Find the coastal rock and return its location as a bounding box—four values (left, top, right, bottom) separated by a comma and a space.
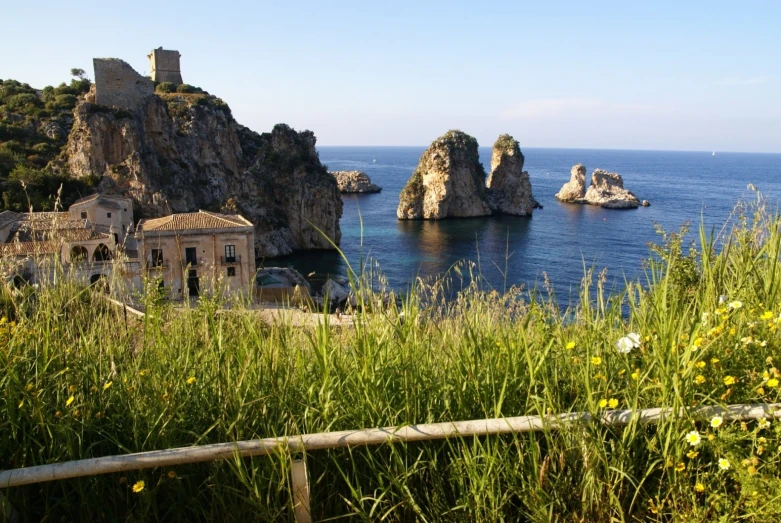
330, 170, 382, 193
555, 165, 642, 209
486, 134, 539, 215
584, 169, 641, 209
397, 130, 491, 220
321, 279, 350, 304
554, 164, 587, 202
65, 88, 342, 257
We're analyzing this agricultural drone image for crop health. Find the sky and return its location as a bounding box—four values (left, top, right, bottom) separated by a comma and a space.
2, 1, 780, 152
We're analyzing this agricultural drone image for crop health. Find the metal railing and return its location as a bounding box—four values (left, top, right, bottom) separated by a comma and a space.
0, 403, 779, 523
220, 255, 241, 265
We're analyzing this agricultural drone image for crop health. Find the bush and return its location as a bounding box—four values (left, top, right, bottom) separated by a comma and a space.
5, 93, 41, 112
175, 83, 199, 94
47, 93, 78, 111
155, 82, 176, 93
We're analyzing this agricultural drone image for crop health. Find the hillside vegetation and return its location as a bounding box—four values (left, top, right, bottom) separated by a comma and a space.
2, 192, 781, 521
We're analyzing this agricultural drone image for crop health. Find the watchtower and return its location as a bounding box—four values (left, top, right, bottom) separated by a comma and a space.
147, 47, 183, 85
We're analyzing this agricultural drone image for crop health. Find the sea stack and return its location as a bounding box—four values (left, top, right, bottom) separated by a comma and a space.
330, 171, 382, 193
486, 134, 539, 215
397, 130, 491, 220
556, 165, 643, 209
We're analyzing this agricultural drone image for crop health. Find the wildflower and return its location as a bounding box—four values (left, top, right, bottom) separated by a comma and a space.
132, 480, 145, 493
695, 482, 706, 493
715, 308, 727, 316
687, 450, 699, 459
168, 470, 177, 479
718, 458, 730, 470
748, 465, 758, 475
591, 356, 602, 366
65, 395, 75, 407
608, 398, 619, 409
767, 378, 779, 387
757, 387, 766, 395
186, 377, 196, 385
68, 385, 77, 393
723, 376, 736, 386
685, 430, 702, 446
759, 437, 767, 444
566, 341, 576, 350
757, 445, 765, 455
618, 369, 626, 376
695, 361, 706, 368
103, 381, 113, 391
631, 369, 640, 380
598, 399, 608, 408
25, 383, 34, 391
694, 375, 706, 385
741, 336, 754, 345
139, 369, 149, 377
711, 416, 724, 429
728, 300, 743, 310
760, 311, 774, 321
708, 434, 716, 441
711, 358, 720, 364
758, 418, 770, 429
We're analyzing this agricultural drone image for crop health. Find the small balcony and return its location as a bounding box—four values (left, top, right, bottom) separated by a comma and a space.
220, 255, 241, 265
147, 259, 169, 269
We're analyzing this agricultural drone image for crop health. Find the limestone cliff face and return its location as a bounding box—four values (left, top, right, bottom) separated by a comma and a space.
397, 130, 491, 220
65, 93, 342, 256
486, 134, 538, 216
555, 164, 641, 209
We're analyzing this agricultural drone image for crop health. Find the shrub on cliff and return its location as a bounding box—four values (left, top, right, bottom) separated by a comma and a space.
155, 82, 176, 93
175, 83, 201, 94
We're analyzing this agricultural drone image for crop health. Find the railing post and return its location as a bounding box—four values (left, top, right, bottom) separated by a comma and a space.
290, 458, 311, 523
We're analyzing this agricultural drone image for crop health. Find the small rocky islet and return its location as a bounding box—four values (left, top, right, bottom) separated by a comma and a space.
330, 170, 382, 193
555, 164, 649, 209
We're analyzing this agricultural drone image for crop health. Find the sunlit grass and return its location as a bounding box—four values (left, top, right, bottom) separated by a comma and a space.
2, 191, 781, 521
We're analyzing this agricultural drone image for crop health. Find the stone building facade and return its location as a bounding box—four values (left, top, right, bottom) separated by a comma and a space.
147, 48, 183, 85
93, 58, 154, 111
136, 211, 255, 299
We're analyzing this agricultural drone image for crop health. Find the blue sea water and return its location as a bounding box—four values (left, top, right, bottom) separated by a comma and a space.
270, 147, 781, 299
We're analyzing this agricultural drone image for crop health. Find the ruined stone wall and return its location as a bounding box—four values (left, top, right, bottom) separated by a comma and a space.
148, 49, 183, 85
93, 58, 154, 112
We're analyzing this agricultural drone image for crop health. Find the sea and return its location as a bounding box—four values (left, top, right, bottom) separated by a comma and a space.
270, 147, 781, 300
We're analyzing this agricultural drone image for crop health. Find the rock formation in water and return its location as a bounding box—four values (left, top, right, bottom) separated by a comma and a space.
64, 83, 342, 257
486, 134, 539, 215
554, 164, 588, 202
555, 164, 643, 209
330, 170, 382, 193
397, 130, 491, 220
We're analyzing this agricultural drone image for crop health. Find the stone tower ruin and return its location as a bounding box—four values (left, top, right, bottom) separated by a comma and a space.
147, 47, 183, 85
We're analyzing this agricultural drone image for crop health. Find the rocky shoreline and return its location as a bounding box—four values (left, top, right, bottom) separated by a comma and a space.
555, 164, 647, 209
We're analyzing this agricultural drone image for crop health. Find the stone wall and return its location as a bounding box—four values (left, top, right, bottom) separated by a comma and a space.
93, 58, 154, 112
148, 48, 183, 85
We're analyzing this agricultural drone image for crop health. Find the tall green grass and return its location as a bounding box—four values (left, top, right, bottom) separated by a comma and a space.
2, 193, 781, 521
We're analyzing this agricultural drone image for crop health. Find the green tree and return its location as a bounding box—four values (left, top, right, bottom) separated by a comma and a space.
70, 68, 86, 80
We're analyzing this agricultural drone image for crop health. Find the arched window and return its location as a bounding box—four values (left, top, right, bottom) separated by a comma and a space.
93, 243, 112, 262
70, 245, 88, 264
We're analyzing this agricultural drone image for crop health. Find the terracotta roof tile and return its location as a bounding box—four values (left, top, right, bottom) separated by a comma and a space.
138, 211, 252, 232
0, 241, 59, 256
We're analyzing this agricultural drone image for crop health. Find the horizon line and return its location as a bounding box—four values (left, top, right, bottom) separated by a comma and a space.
316, 145, 781, 155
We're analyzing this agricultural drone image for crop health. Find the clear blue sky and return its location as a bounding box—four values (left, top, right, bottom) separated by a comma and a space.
3, 1, 779, 152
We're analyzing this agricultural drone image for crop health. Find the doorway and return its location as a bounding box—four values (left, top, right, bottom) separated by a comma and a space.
187, 269, 200, 296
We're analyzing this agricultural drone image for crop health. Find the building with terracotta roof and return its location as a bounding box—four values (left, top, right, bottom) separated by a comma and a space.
135, 211, 255, 298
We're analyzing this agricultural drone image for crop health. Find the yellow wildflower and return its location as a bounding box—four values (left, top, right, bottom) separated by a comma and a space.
695, 361, 706, 368
767, 378, 779, 387
68, 385, 77, 393
65, 395, 75, 407
608, 398, 619, 409
748, 465, 758, 475
186, 377, 196, 385
591, 356, 602, 366
132, 480, 145, 493
631, 369, 640, 380
687, 450, 699, 459
598, 399, 608, 408
695, 482, 705, 493
675, 462, 686, 472
723, 376, 736, 385
760, 311, 773, 321
103, 381, 113, 391
708, 434, 716, 441
167, 470, 177, 479
25, 383, 34, 391
139, 369, 149, 377
758, 418, 770, 429
694, 375, 706, 384
566, 341, 576, 350
711, 358, 720, 364
757, 387, 766, 395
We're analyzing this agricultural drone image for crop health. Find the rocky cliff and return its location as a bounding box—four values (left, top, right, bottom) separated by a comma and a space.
64, 88, 342, 256
486, 134, 539, 215
397, 130, 491, 220
555, 164, 642, 209
330, 170, 381, 193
